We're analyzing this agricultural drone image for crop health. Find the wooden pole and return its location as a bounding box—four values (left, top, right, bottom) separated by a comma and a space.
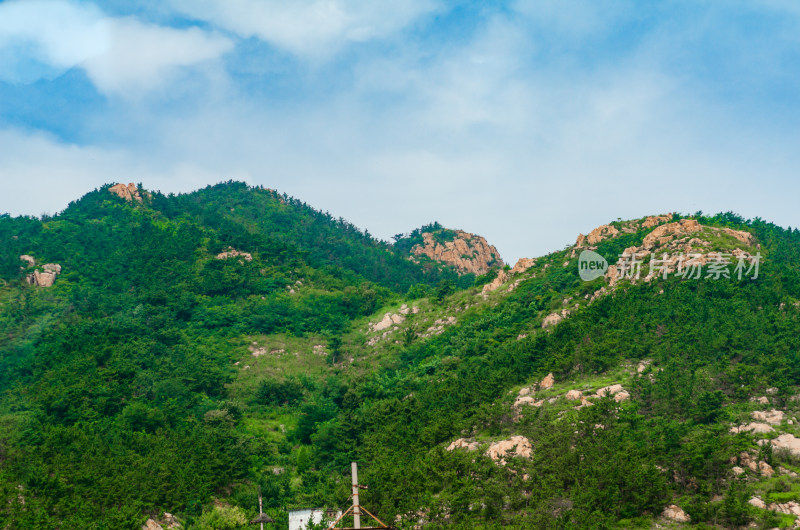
258, 485, 264, 530
351, 462, 361, 529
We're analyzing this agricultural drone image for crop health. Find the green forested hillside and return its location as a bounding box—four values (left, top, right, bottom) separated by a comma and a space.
2, 186, 800, 529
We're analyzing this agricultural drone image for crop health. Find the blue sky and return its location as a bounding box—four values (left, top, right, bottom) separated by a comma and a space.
1, 0, 799, 263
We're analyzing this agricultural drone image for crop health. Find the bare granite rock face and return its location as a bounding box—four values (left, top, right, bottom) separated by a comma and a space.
446, 438, 480, 452
25, 262, 62, 287
511, 257, 536, 275
662, 504, 690, 523
575, 224, 619, 247
142, 519, 163, 530
215, 248, 253, 262
539, 373, 555, 389
411, 229, 503, 275
481, 269, 508, 293
642, 219, 703, 249
485, 436, 533, 465
542, 313, 563, 328
110, 183, 143, 202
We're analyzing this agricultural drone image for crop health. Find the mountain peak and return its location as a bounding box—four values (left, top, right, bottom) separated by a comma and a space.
410, 227, 503, 275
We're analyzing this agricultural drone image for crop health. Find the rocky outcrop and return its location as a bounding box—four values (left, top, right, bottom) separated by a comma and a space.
511, 258, 536, 275
19, 255, 35, 267
539, 373, 555, 389
730, 422, 774, 434
751, 409, 784, 425
594, 384, 630, 402
24, 261, 62, 287
642, 214, 672, 228
142, 519, 163, 530
642, 219, 702, 250
575, 224, 619, 247
723, 227, 756, 246
110, 183, 143, 202
371, 312, 405, 332
216, 248, 253, 262
481, 270, 508, 293
411, 229, 503, 275
486, 436, 532, 465
542, 313, 563, 328
767, 433, 800, 457
446, 438, 480, 452
662, 504, 690, 523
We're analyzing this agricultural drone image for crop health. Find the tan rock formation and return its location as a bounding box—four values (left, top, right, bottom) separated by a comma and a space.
751, 409, 784, 425
142, 519, 163, 530
511, 258, 536, 275
730, 422, 774, 434
768, 501, 800, 517
576, 224, 620, 247
539, 373, 555, 389
215, 248, 253, 262
723, 227, 756, 246
110, 183, 143, 202
565, 389, 582, 400
642, 214, 672, 228
769, 433, 800, 457
446, 438, 480, 452
662, 504, 690, 523
595, 384, 624, 398
642, 219, 702, 250
26, 263, 62, 287
542, 313, 562, 328
486, 436, 533, 464
411, 230, 503, 275
748, 497, 766, 509
482, 270, 508, 293
19, 255, 35, 267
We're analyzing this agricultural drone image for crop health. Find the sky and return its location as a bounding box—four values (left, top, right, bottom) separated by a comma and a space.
1, 0, 799, 264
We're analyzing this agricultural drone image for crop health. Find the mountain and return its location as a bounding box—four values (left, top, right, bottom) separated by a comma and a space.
1, 184, 800, 529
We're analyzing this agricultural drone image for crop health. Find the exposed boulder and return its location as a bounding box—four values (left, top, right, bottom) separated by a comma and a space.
539, 373, 555, 390
110, 183, 143, 203
748, 497, 767, 509
411, 229, 503, 275
662, 504, 690, 523
768, 501, 800, 517
751, 409, 784, 425
642, 219, 702, 250
730, 422, 774, 434
446, 438, 480, 452
769, 433, 800, 457
142, 519, 163, 530
576, 224, 619, 247
19, 255, 35, 267
27, 263, 62, 287
215, 248, 253, 262
723, 227, 756, 246
511, 258, 536, 275
486, 436, 533, 465
542, 313, 562, 328
482, 269, 508, 293
565, 390, 583, 400
642, 214, 672, 228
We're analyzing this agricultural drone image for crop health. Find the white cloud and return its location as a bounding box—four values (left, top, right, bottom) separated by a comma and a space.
166, 0, 440, 58
0, 128, 239, 217
0, 0, 232, 96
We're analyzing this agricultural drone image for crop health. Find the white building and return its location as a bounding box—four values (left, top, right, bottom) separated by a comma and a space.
288, 508, 341, 530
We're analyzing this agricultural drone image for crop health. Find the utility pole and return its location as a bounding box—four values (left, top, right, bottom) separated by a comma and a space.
351, 462, 361, 529
258, 485, 264, 530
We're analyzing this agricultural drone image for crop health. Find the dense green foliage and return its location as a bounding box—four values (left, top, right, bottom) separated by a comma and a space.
2, 185, 800, 528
